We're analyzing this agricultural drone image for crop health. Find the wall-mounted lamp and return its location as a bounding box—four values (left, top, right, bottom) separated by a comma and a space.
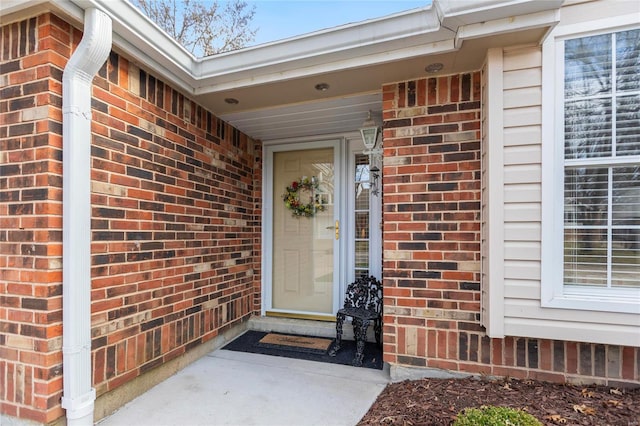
360, 110, 379, 151
359, 111, 383, 196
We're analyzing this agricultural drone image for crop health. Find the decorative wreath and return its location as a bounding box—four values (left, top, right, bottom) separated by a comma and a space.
283, 177, 325, 218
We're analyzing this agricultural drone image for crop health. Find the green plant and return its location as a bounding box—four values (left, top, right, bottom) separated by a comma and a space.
453, 405, 542, 426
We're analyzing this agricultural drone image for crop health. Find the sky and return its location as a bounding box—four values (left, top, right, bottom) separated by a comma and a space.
244, 1, 429, 46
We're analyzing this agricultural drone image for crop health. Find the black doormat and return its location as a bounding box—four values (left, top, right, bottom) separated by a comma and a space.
223, 330, 383, 370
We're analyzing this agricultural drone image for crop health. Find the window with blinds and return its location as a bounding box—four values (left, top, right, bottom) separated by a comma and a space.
562, 28, 640, 289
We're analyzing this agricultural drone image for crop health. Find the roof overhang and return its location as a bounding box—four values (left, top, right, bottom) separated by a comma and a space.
1, 0, 563, 141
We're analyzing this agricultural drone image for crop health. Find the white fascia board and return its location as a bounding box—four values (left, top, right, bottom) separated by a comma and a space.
440, 0, 564, 27
193, 38, 456, 94
195, 5, 441, 77
1, 0, 84, 26
456, 9, 561, 48
193, 6, 446, 82
439, 0, 530, 16
78, 0, 193, 65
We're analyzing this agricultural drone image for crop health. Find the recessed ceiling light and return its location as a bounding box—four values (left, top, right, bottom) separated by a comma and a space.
315, 83, 330, 92
425, 63, 444, 73
224, 98, 239, 104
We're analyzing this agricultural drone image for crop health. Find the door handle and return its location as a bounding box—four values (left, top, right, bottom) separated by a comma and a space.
326, 221, 340, 239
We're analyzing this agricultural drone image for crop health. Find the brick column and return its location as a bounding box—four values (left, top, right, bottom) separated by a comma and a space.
381, 73, 482, 368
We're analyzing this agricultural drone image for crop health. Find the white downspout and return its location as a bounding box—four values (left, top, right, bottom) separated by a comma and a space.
61, 8, 111, 426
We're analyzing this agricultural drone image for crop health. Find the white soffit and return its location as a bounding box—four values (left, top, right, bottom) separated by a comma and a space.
219, 93, 381, 142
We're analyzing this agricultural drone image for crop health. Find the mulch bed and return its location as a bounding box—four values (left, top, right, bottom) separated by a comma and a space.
358, 377, 640, 425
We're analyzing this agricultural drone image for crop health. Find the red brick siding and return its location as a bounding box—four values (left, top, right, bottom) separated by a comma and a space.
89, 51, 259, 394
382, 73, 639, 387
1, 13, 261, 423
1, 14, 68, 423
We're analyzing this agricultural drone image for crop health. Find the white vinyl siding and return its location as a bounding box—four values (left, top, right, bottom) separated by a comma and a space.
482, 16, 640, 346
500, 45, 547, 339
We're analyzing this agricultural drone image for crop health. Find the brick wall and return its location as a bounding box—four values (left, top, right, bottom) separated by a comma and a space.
1, 14, 67, 423
382, 73, 482, 369
1, 13, 261, 423
381, 73, 639, 387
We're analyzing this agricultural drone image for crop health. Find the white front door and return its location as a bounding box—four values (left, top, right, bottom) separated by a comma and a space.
263, 137, 382, 320
265, 140, 343, 319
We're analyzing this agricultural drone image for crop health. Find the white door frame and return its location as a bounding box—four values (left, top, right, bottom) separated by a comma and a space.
261, 134, 382, 318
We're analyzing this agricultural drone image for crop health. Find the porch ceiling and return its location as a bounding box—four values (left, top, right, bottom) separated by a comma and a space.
214, 27, 549, 142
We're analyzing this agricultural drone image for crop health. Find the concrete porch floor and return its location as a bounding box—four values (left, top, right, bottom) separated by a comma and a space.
98, 317, 389, 426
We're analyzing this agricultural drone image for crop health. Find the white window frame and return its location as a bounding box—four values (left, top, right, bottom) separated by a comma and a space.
541, 17, 640, 315
347, 136, 383, 283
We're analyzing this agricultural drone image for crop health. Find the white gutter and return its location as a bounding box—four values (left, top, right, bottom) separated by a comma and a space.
61, 7, 111, 426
